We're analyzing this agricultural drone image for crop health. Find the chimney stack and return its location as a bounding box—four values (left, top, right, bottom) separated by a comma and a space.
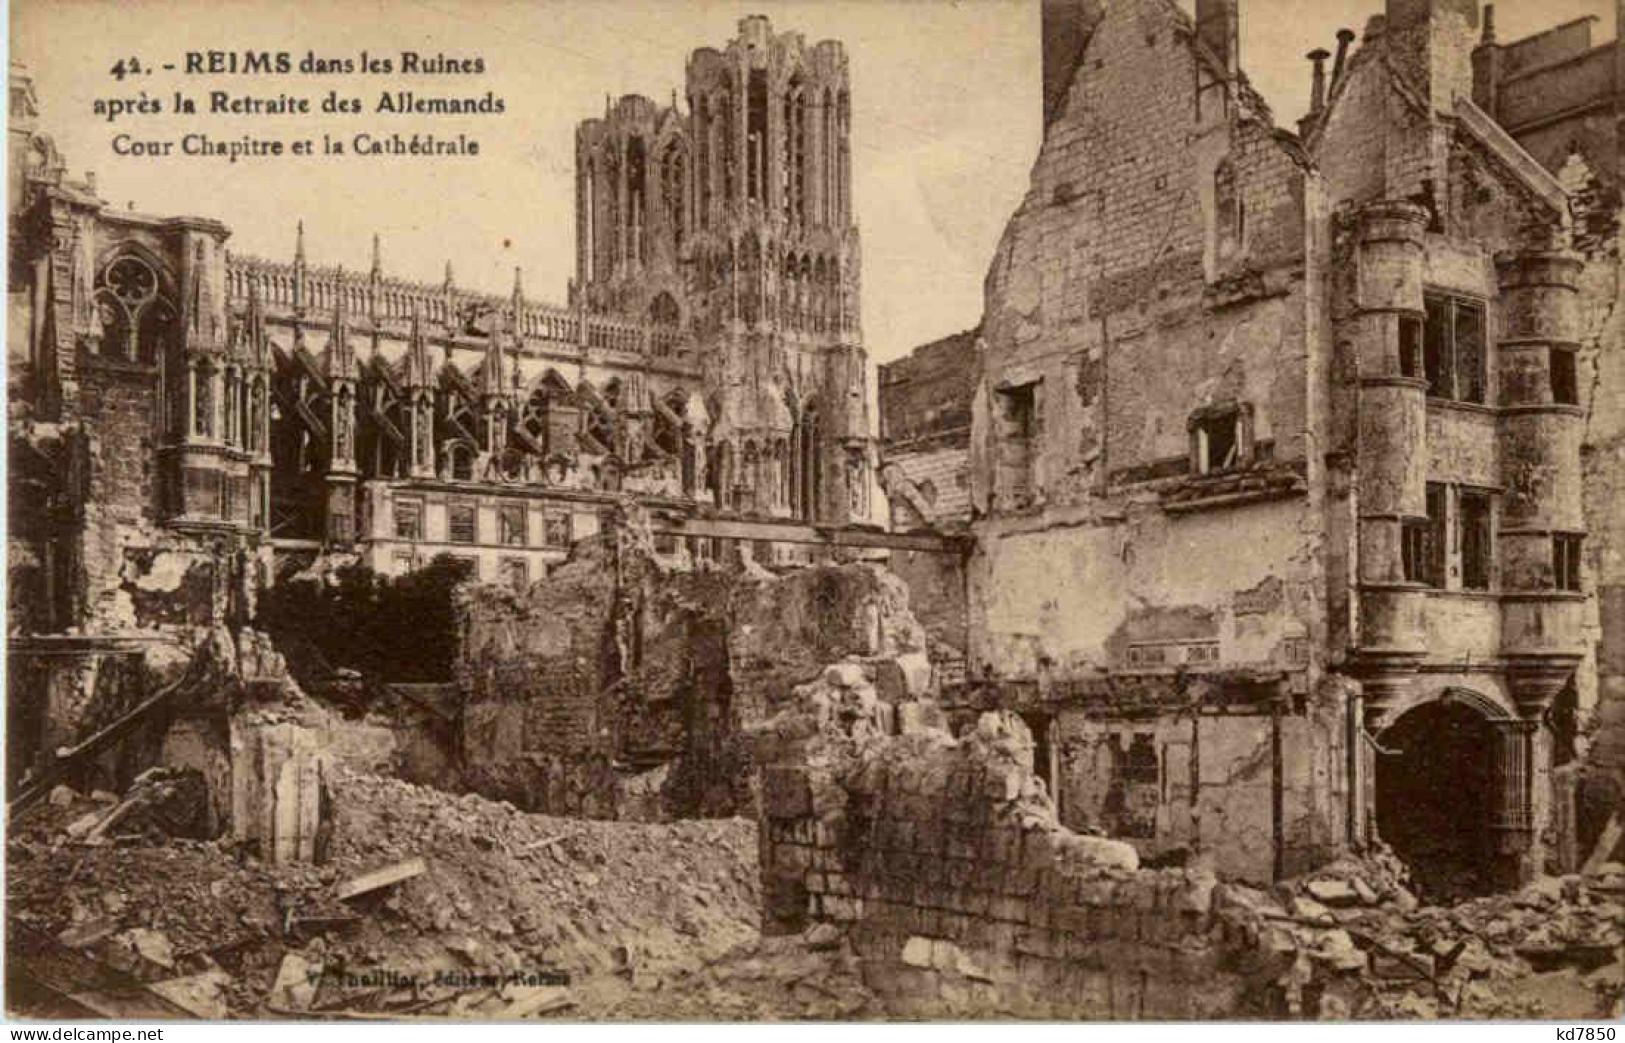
1308, 48, 1331, 114
1385, 0, 1479, 111
1472, 4, 1504, 116
1040, 0, 1100, 133
1196, 0, 1240, 80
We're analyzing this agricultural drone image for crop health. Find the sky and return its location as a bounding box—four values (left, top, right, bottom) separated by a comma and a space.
13, 0, 1617, 365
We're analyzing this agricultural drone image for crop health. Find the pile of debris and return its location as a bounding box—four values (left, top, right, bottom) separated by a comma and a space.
1265, 859, 1625, 1019
7, 768, 763, 1019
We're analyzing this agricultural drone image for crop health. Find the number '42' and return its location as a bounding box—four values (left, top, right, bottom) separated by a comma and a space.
109, 57, 145, 81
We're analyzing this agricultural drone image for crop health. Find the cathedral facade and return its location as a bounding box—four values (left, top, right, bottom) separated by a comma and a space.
7, 16, 874, 634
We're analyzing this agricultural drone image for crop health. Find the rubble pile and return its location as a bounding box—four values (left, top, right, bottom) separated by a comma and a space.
7, 768, 764, 1019
1266, 860, 1625, 1019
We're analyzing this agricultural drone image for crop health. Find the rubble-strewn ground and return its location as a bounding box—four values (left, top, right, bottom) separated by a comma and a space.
7, 770, 878, 1019
1251, 854, 1624, 1019
8, 765, 1620, 1020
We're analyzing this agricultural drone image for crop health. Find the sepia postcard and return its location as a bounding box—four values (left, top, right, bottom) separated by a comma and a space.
4, 0, 1623, 1026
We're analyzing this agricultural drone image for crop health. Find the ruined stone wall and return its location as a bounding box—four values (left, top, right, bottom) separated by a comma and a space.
967, 498, 1318, 683
878, 329, 979, 448
455, 541, 618, 814
753, 695, 1363, 1019
453, 530, 935, 820
1575, 199, 1625, 861
1053, 687, 1350, 883
964, 0, 1322, 679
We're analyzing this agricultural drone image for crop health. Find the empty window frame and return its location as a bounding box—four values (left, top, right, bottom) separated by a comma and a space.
1423, 293, 1487, 404
448, 502, 477, 545
994, 381, 1039, 504
1553, 534, 1583, 592
1424, 482, 1447, 587
498, 503, 526, 547
1458, 490, 1492, 591
1551, 348, 1579, 406
542, 512, 572, 548
394, 499, 424, 541
1191, 404, 1249, 475
1108, 733, 1160, 840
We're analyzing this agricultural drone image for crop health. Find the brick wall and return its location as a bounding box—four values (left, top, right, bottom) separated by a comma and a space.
878, 328, 978, 447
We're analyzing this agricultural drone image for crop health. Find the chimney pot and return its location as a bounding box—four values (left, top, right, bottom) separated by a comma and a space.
1332, 28, 1358, 90
1332, 28, 1355, 91
1308, 48, 1331, 113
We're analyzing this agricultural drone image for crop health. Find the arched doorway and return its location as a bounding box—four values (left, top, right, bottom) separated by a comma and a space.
1374, 695, 1511, 902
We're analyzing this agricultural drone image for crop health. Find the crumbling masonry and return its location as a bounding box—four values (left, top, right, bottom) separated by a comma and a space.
880, 0, 1624, 895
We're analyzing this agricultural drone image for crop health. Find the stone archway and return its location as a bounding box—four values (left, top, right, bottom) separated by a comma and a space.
1374, 689, 1530, 901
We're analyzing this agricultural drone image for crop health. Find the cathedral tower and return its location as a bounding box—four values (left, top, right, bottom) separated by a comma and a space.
573, 16, 870, 525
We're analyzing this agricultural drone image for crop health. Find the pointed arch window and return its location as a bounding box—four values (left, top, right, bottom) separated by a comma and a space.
822, 88, 836, 226
784, 80, 807, 227
747, 70, 768, 205
661, 140, 687, 248
696, 97, 711, 229
96, 255, 172, 363
628, 136, 649, 265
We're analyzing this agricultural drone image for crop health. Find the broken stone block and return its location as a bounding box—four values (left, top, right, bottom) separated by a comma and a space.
1305, 878, 1360, 907
824, 662, 867, 689
804, 922, 842, 951
873, 653, 932, 702
897, 700, 949, 736
48, 784, 78, 806
57, 919, 116, 949
1517, 875, 1566, 908
954, 947, 993, 982
231, 718, 330, 863
117, 928, 175, 970
901, 935, 934, 969
1312, 930, 1367, 972
1059, 832, 1140, 872
65, 808, 107, 839
1289, 896, 1335, 926
150, 968, 232, 1019
269, 952, 321, 1011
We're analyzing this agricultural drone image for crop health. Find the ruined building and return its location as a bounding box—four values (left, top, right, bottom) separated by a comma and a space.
6, 15, 873, 645
880, 0, 1623, 895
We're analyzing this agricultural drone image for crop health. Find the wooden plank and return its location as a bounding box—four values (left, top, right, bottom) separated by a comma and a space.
335, 857, 427, 901
652, 515, 968, 555
8, 651, 209, 819
518, 830, 582, 855
493, 987, 574, 1019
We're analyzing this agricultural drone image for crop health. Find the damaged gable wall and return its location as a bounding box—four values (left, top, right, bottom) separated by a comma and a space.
968, 0, 1320, 679
957, 0, 1334, 882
